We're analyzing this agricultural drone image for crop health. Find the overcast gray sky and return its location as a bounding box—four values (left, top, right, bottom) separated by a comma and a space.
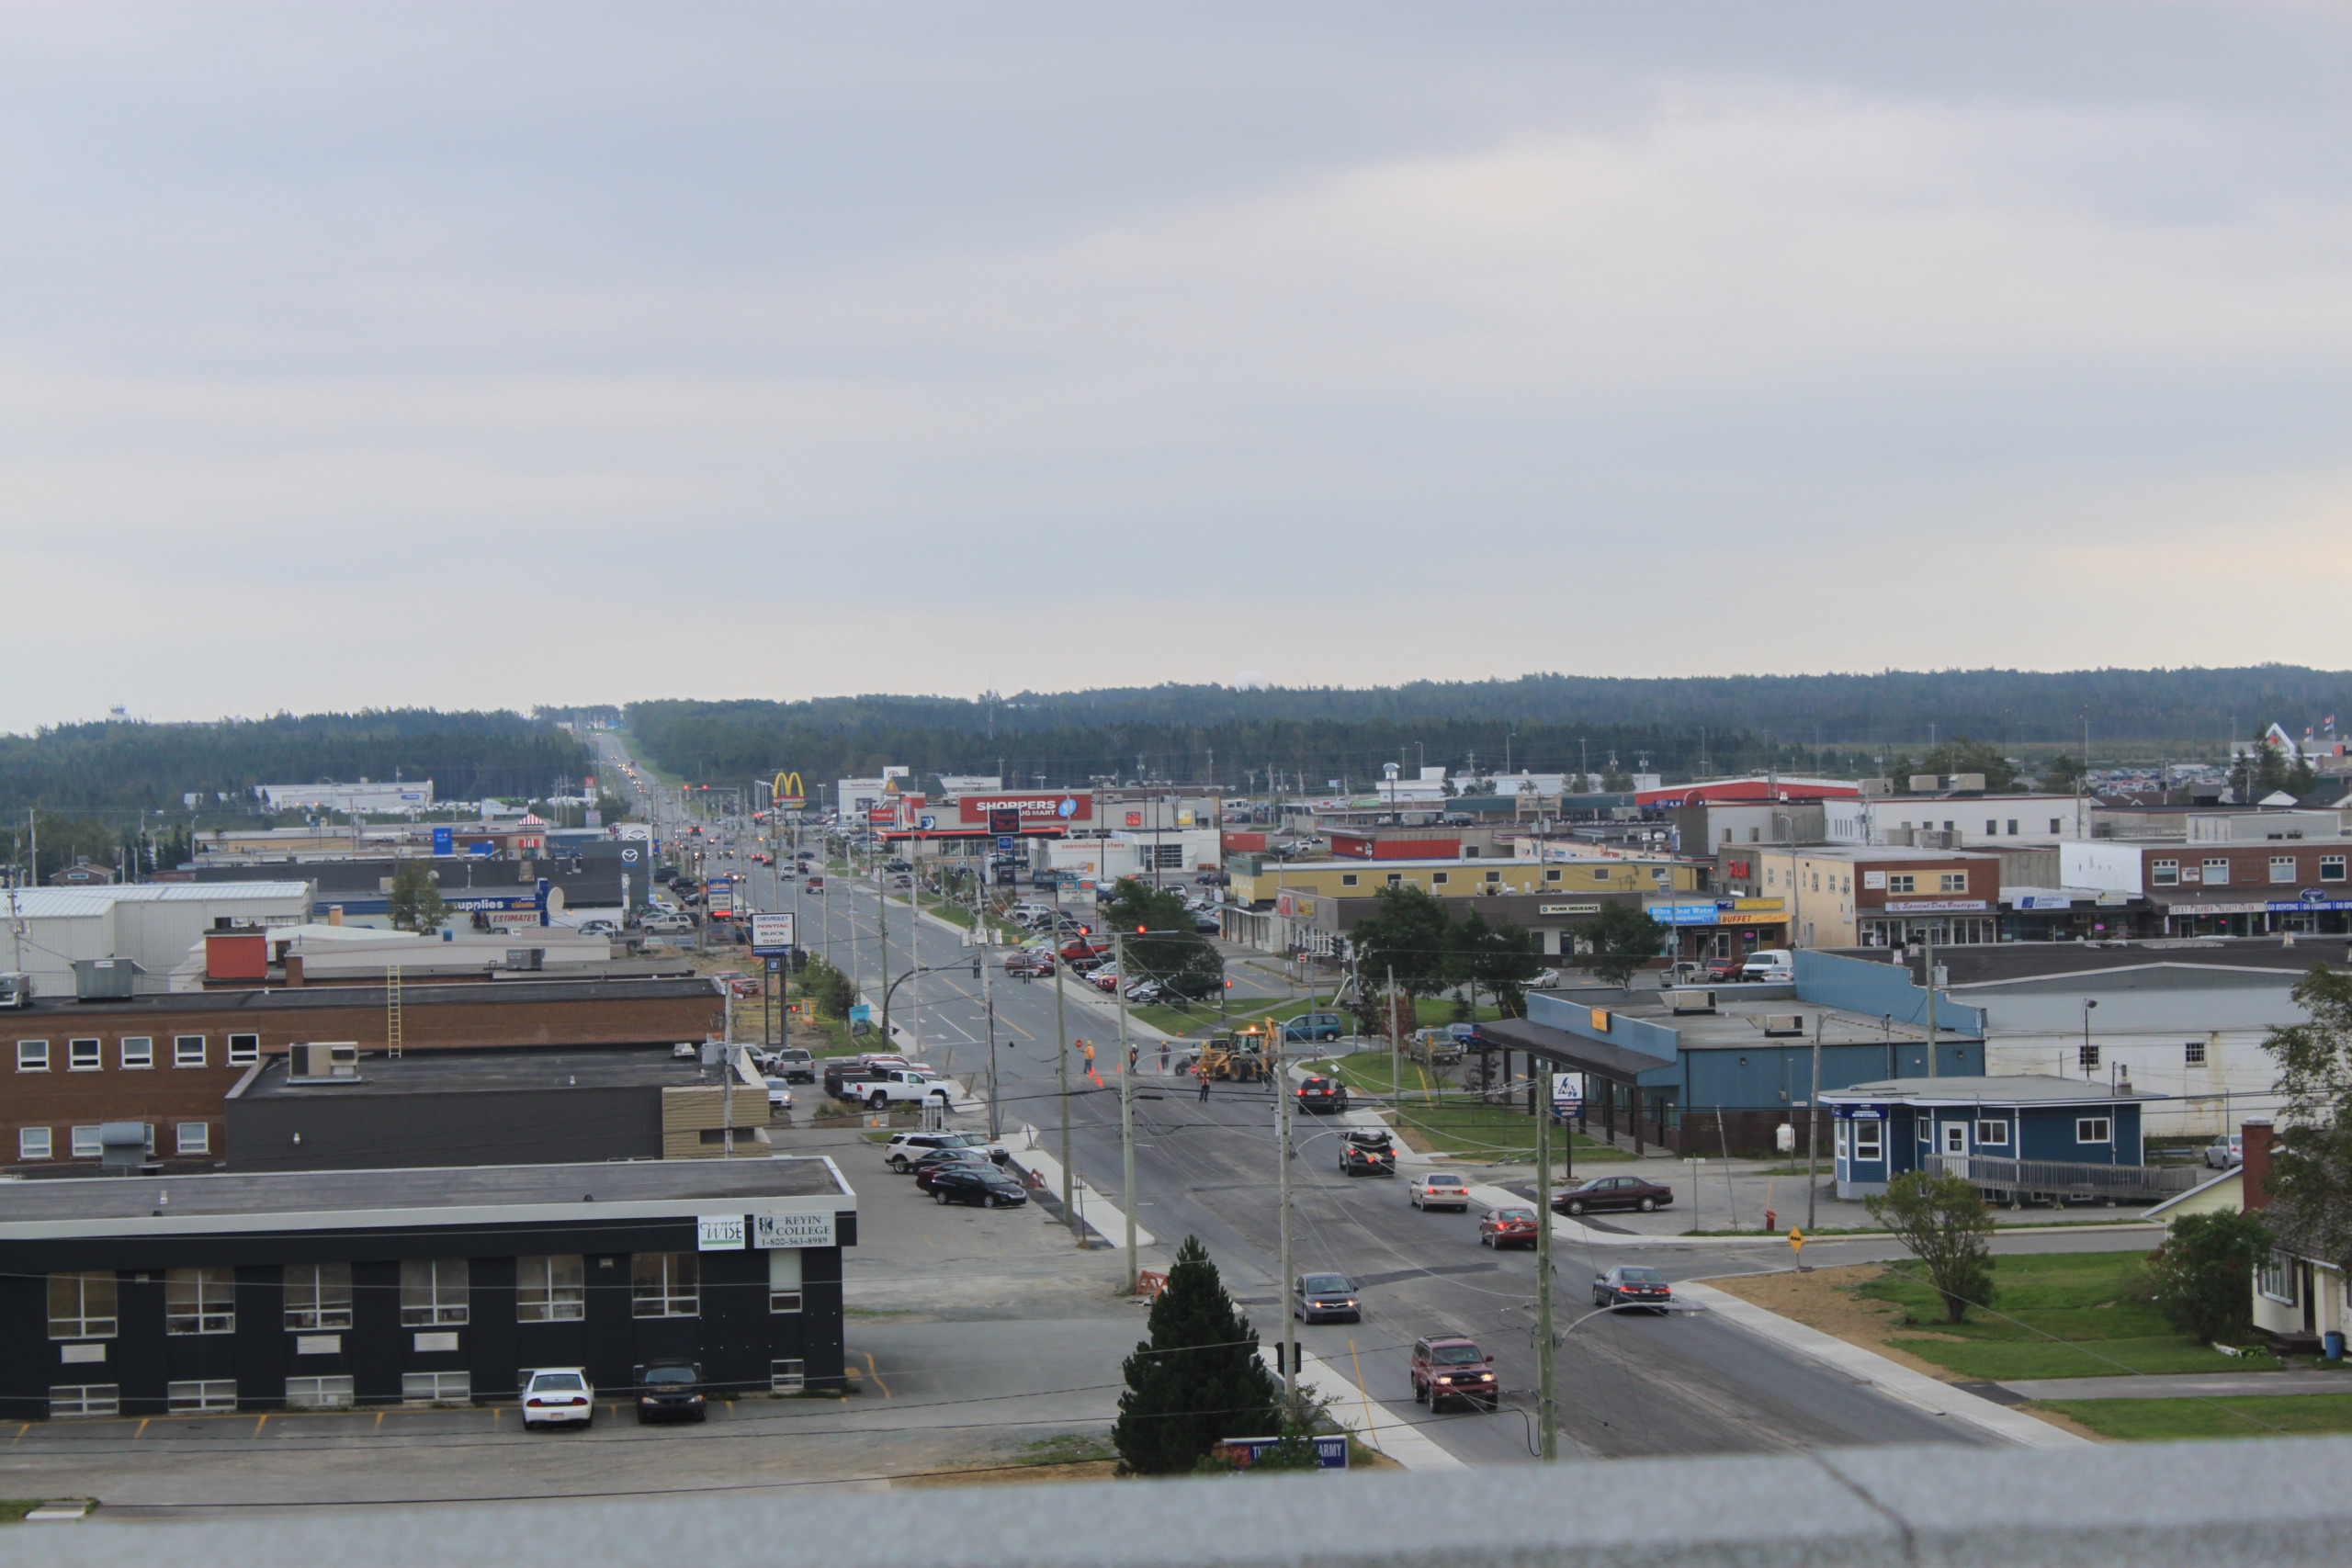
5, 2, 2349, 728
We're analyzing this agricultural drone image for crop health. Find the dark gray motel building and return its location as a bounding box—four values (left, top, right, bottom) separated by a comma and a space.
0, 1157, 855, 1418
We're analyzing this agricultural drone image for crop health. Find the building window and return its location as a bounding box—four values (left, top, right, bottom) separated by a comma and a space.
769, 1249, 804, 1313
12, 1123, 52, 1164
167, 1380, 238, 1414
1593, 867, 1611, 880
1885, 874, 1916, 894
1851, 1122, 1883, 1161
49, 1271, 119, 1339
2049, 818, 2063, 833
770, 1359, 807, 1393
174, 1035, 206, 1067
1430, 873, 1449, 886
2324, 857, 2347, 883
401, 1371, 472, 1405
632, 1253, 699, 1317
48, 1385, 119, 1419
2149, 859, 2179, 886
68, 1038, 101, 1071
1939, 873, 1968, 893
2075, 1117, 2112, 1145
227, 1034, 260, 1065
2203, 858, 2230, 886
399, 1258, 469, 1326
175, 1122, 209, 1156
1974, 1121, 2008, 1146
2078, 1043, 2099, 1070
17, 1039, 48, 1072
2271, 856, 2297, 884
1984, 820, 1996, 836
1544, 868, 1561, 882
1339, 874, 1358, 887
2185, 1040, 2208, 1066
70, 1125, 102, 1158
284, 1263, 353, 1331
285, 1376, 355, 1410
165, 1267, 236, 1335
2257, 1251, 2298, 1306
2007, 820, 2018, 835
119, 1037, 153, 1069
516, 1255, 587, 1322
1385, 874, 1401, 886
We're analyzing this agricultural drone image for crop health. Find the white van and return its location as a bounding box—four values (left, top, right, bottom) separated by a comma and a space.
1740, 950, 1794, 982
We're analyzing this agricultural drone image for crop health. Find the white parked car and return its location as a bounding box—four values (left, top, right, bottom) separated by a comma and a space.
2204, 1133, 2243, 1169
521, 1367, 596, 1429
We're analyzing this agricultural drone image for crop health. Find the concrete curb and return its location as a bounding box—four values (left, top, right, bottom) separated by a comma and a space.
1006, 1124, 1159, 1248
1671, 1280, 2096, 1450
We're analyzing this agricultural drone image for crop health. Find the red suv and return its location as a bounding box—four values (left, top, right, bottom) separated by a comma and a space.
1410, 1336, 1498, 1412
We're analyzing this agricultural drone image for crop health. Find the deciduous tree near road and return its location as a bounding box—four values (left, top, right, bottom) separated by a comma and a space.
2261, 964, 2352, 1276
1864, 1169, 1997, 1325
2145, 1210, 2272, 1345
1573, 903, 1668, 987
1346, 885, 1456, 1004
386, 860, 447, 935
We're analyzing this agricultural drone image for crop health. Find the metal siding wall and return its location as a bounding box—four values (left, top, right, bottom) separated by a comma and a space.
232, 1264, 287, 1411
469, 1256, 520, 1399
698, 1248, 770, 1399
225, 1086, 661, 1172
115, 1271, 167, 1416
0, 1273, 45, 1420
800, 1245, 845, 1393
349, 1259, 402, 1404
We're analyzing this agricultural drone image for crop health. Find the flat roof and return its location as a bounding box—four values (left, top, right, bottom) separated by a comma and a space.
232, 1044, 736, 1099
0, 1156, 851, 1240
6, 974, 719, 1018
1821, 1074, 2162, 1106
1832, 937, 2348, 988
1738, 845, 2004, 863
0, 882, 312, 919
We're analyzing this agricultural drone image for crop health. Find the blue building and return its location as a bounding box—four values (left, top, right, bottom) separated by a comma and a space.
1817, 1075, 2177, 1204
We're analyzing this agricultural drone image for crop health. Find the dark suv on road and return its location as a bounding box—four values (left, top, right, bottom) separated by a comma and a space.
636, 1359, 707, 1423
1410, 1336, 1499, 1412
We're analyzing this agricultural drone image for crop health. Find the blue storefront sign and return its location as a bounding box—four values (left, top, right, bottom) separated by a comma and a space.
1217, 1434, 1348, 1470
431, 827, 454, 855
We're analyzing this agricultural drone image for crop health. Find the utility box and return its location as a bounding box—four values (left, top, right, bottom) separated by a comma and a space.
205, 930, 269, 982
1663, 988, 1718, 1015
1761, 1014, 1805, 1037
72, 957, 144, 1001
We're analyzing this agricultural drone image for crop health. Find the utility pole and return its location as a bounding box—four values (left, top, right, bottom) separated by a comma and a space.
1923, 928, 1938, 1078
983, 898, 1001, 1140
1117, 929, 1137, 1292
1278, 1027, 1296, 1416
1534, 1070, 1556, 1461
1056, 922, 1075, 1235
1806, 1014, 1823, 1232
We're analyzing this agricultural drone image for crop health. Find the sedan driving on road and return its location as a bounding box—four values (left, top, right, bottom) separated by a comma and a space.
1553, 1174, 1675, 1215
1478, 1206, 1538, 1249
1593, 1265, 1674, 1313
1408, 1173, 1472, 1212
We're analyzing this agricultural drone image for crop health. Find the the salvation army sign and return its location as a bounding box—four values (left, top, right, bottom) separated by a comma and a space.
959, 793, 1091, 825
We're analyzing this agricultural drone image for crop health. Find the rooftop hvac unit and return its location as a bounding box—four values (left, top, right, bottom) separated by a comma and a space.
72, 957, 143, 1000
288, 1043, 360, 1082
505, 948, 545, 971
1762, 1014, 1805, 1037
1664, 988, 1718, 1015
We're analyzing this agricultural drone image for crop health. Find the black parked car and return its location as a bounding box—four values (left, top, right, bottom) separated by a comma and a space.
636, 1359, 707, 1423
929, 1164, 1030, 1208
910, 1147, 996, 1190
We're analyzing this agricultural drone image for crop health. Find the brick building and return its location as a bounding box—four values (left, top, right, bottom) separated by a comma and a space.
3, 977, 724, 1175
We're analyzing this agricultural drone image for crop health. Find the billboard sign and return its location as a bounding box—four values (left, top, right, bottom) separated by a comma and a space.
707, 878, 735, 916
988, 807, 1023, 835
959, 793, 1092, 825
749, 912, 797, 955
432, 827, 454, 855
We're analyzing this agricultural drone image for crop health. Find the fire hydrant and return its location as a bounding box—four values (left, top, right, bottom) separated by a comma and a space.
1763, 1208, 1777, 1234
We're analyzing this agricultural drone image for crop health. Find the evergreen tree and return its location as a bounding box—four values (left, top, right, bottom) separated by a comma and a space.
1112, 1235, 1280, 1474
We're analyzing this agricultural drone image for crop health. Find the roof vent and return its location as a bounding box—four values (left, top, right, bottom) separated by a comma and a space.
1664, 988, 1717, 1015
1761, 1014, 1805, 1037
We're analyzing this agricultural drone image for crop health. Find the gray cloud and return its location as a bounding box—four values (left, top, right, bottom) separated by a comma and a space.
4, 2, 2349, 726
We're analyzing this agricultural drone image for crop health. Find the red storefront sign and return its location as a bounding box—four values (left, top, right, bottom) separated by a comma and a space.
958, 793, 1092, 825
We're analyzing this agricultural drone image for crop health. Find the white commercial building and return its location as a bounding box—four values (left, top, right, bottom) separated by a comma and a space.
0, 883, 313, 999
258, 782, 435, 813
1827, 794, 2088, 848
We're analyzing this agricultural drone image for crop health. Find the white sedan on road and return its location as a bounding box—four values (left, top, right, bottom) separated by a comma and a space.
1408, 1173, 1473, 1212
522, 1367, 597, 1429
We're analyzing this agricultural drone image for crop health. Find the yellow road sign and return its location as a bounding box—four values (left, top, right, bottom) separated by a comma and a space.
1788, 1227, 1804, 1251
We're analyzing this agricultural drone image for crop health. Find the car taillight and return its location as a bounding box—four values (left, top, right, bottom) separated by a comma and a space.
526, 1398, 544, 1406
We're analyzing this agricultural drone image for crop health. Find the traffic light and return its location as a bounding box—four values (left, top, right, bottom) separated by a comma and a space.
970, 957, 981, 979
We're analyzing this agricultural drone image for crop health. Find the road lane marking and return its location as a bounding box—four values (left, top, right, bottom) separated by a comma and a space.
863, 1351, 891, 1397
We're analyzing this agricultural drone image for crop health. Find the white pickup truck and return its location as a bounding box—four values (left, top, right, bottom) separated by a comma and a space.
850, 1069, 956, 1111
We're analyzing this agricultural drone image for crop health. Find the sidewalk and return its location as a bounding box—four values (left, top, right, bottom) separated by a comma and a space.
1996, 1370, 2352, 1401
1254, 1345, 1464, 1472
1673, 1280, 2094, 1450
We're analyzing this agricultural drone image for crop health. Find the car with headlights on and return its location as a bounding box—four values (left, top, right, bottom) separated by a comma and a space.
1409, 1336, 1498, 1412
1293, 1272, 1362, 1324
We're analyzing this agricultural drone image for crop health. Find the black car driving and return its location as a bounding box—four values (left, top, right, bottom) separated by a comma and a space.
929, 1164, 1030, 1208
636, 1359, 707, 1423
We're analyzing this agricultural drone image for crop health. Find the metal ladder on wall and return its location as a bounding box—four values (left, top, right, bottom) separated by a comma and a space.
386, 964, 403, 1058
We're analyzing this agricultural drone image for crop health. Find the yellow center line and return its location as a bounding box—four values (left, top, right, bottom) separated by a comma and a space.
253, 1414, 267, 1437
862, 1351, 891, 1398
133, 1417, 149, 1439
374, 1410, 385, 1431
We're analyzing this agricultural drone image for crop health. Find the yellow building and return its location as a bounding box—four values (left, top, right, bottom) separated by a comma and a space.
1228, 855, 1701, 908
